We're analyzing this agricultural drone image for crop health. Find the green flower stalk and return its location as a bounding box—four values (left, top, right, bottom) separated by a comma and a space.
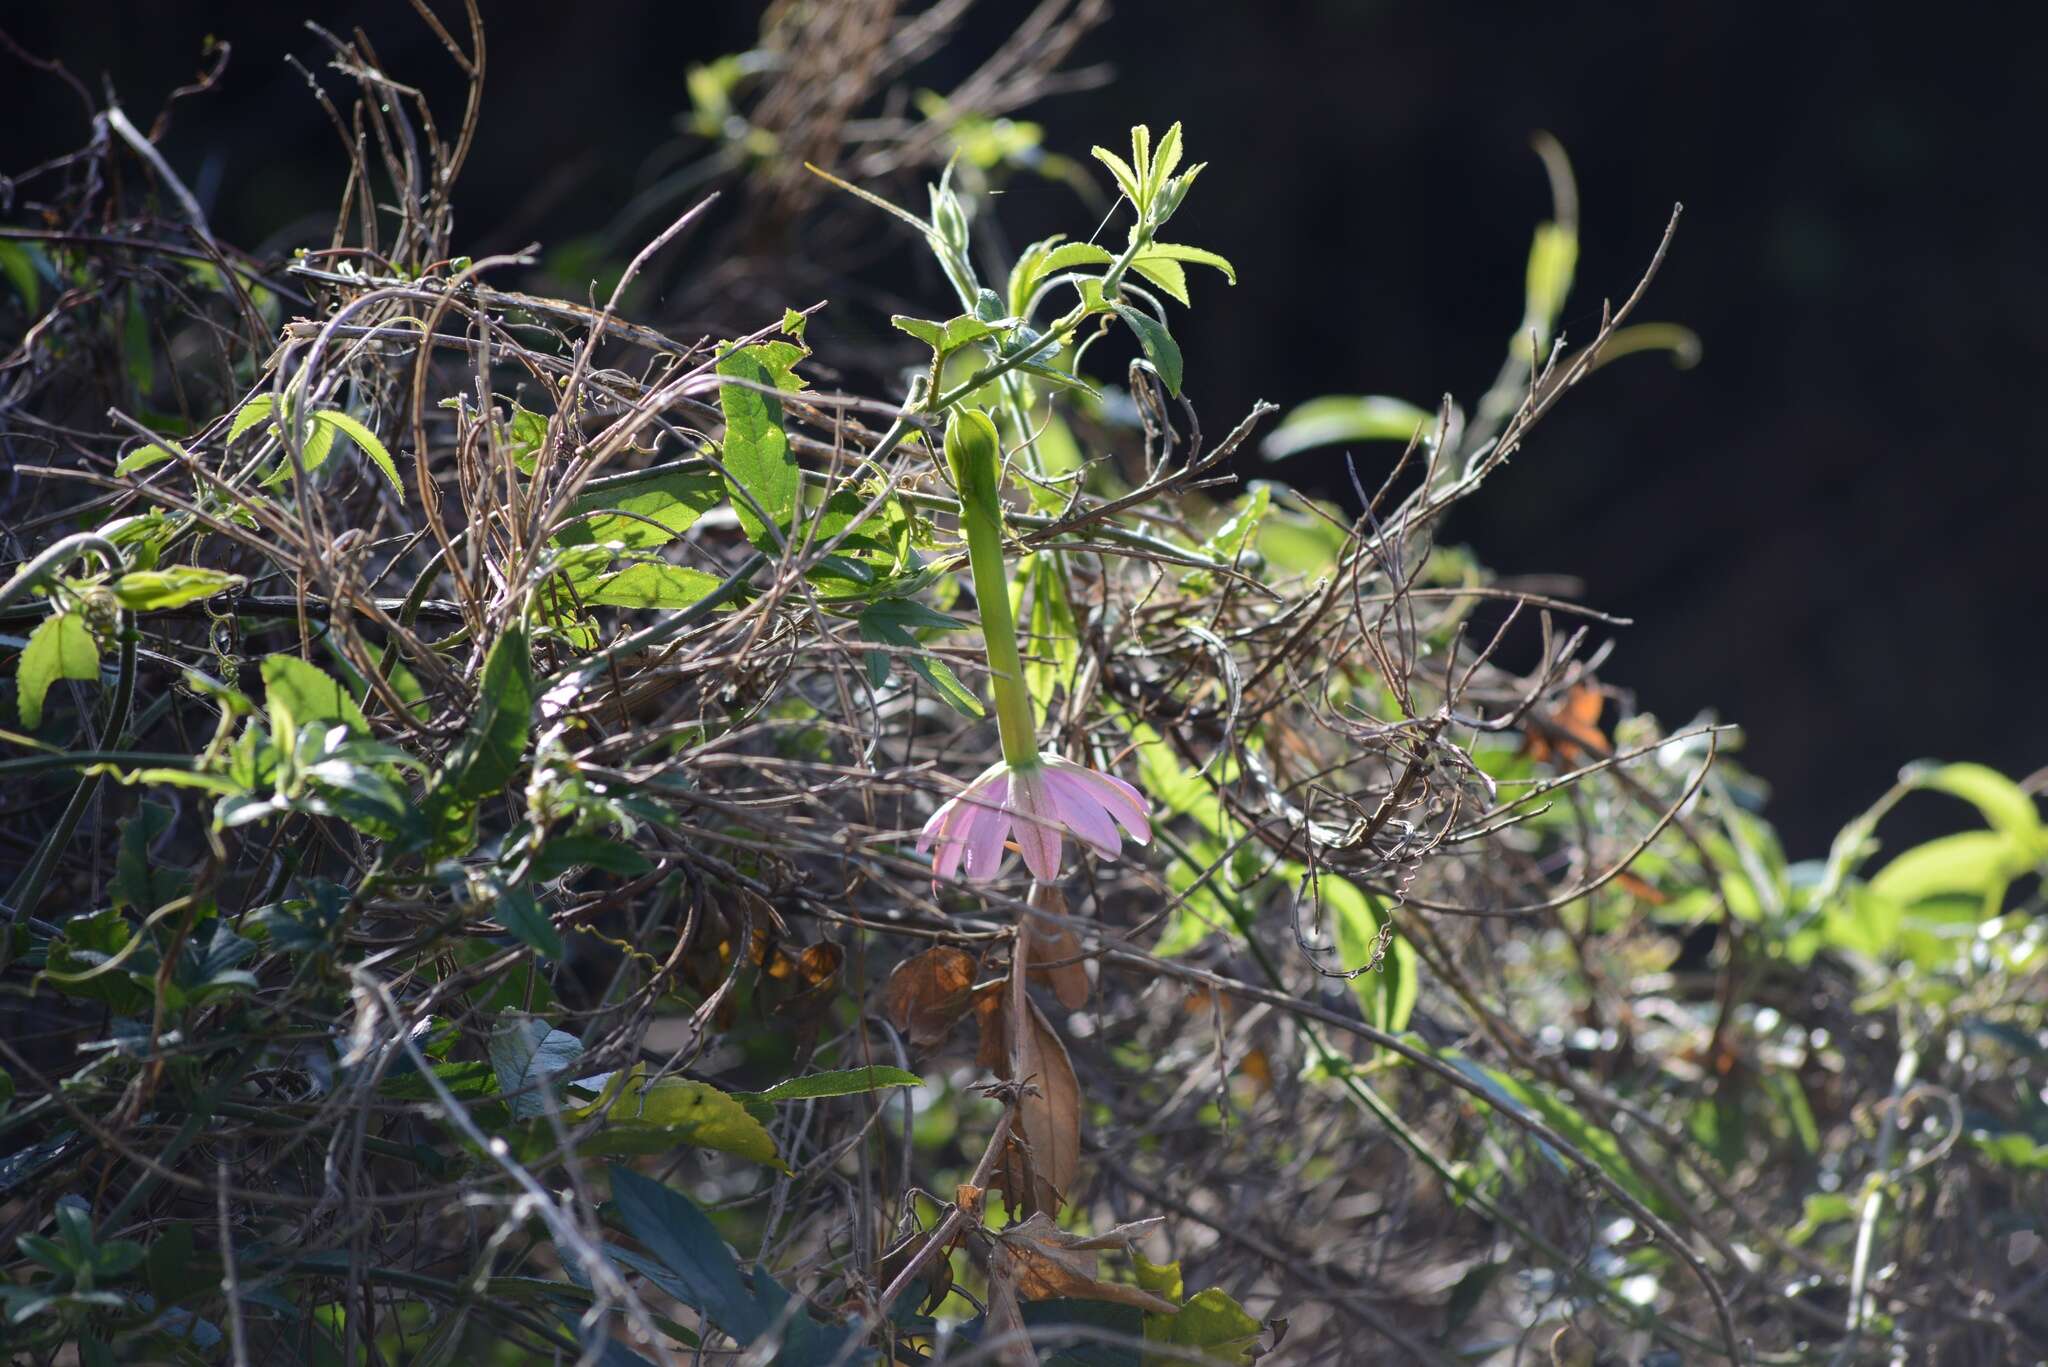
918, 409, 1151, 883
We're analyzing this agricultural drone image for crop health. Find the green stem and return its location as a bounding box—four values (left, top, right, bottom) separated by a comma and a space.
949, 413, 1038, 769
963, 495, 1038, 769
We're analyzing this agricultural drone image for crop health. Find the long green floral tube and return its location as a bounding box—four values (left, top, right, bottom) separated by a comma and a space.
916, 409, 1151, 884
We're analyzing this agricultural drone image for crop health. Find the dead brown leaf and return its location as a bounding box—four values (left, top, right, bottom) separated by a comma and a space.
1025, 883, 1090, 1009
989, 1212, 1178, 1313
881, 945, 977, 1048
977, 978, 1082, 1217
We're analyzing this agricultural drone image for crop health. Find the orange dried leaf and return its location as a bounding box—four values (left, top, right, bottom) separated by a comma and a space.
1024, 886, 1090, 1009
993, 994, 1081, 1217
1524, 682, 1608, 764
881, 945, 978, 1049
991, 1212, 1178, 1313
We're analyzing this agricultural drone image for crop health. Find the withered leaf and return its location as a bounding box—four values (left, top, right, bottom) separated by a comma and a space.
881, 945, 977, 1049
989, 1212, 1178, 1313
878, 1222, 959, 1315
1025, 884, 1090, 1009
979, 986, 1081, 1217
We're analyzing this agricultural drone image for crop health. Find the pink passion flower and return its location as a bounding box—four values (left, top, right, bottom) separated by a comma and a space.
917, 754, 1152, 884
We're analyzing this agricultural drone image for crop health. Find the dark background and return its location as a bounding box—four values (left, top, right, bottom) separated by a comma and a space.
6, 2, 2044, 855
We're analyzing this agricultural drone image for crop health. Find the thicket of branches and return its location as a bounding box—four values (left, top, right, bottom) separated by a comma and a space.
3, 5, 2044, 1364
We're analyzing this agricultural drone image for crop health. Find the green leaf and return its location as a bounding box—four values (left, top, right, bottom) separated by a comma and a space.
0, 239, 42, 309
1211, 486, 1269, 563
1091, 145, 1142, 205
735, 1065, 922, 1105
1972, 1131, 2048, 1171
1262, 395, 1435, 460
111, 802, 187, 914
0, 1064, 12, 1119
1907, 762, 2043, 848
1153, 1289, 1261, 1364
443, 625, 534, 801
857, 599, 983, 719
226, 395, 276, 443
1133, 1252, 1261, 1364
43, 909, 154, 1013
493, 883, 564, 958
1130, 256, 1190, 307
310, 409, 405, 495
1008, 239, 1117, 315
586, 562, 727, 609
1135, 242, 1236, 285
113, 443, 182, 476
1520, 219, 1578, 353
532, 836, 653, 882
1017, 553, 1081, 728
607, 1166, 776, 1343
489, 1015, 585, 1119
569, 1071, 784, 1169
16, 613, 99, 729
1870, 830, 2029, 910
503, 403, 549, 475
557, 466, 724, 551
1322, 876, 1418, 1034
109, 567, 244, 612
716, 346, 799, 551
1112, 304, 1183, 395
261, 654, 370, 739
1478, 1063, 1665, 1215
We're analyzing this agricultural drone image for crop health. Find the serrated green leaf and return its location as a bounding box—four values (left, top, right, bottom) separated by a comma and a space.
716, 346, 798, 551
1130, 256, 1190, 307
226, 395, 277, 444
310, 409, 405, 495
16, 612, 99, 729
1090, 145, 1142, 204
113, 443, 182, 476
586, 562, 727, 609
558, 467, 726, 551
1136, 242, 1236, 285
109, 567, 244, 612
261, 654, 370, 739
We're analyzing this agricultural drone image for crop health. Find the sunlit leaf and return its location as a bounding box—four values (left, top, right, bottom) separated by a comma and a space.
1263, 395, 1434, 460
16, 612, 99, 729
262, 653, 370, 739
110, 567, 244, 612
1112, 303, 1183, 395
310, 409, 405, 495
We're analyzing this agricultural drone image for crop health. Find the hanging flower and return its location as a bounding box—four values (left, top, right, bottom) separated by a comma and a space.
918, 753, 1151, 884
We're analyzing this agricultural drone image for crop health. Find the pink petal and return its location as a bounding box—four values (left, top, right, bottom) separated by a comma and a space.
1043, 767, 1121, 858
960, 799, 1012, 880
918, 794, 963, 853
1050, 758, 1152, 844
1008, 767, 1065, 882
